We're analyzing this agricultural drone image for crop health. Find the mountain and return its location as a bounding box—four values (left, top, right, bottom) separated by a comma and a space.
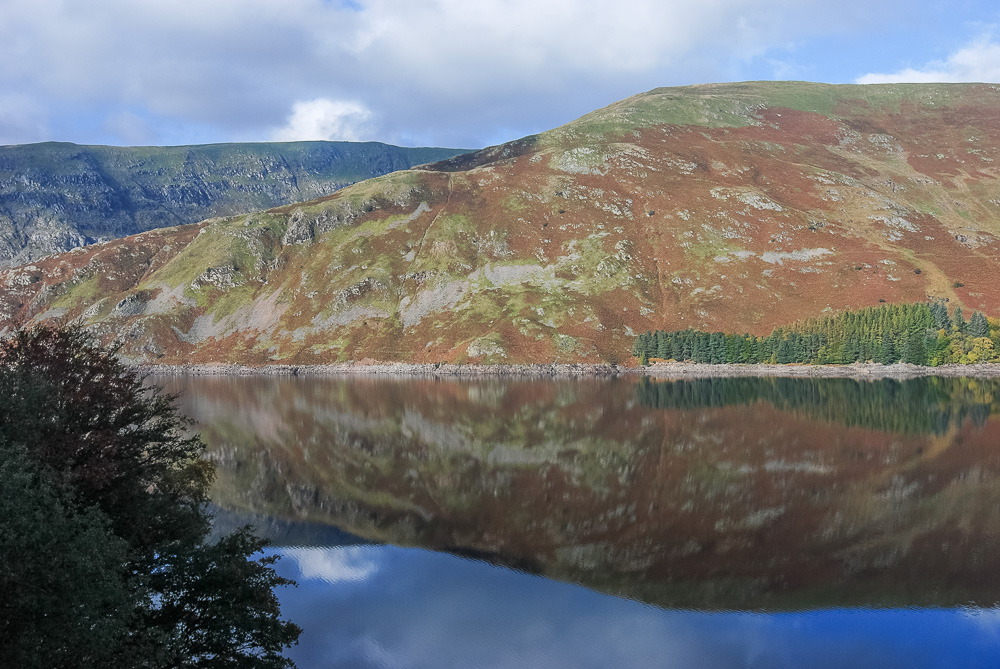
2, 81, 1000, 365
0, 140, 469, 267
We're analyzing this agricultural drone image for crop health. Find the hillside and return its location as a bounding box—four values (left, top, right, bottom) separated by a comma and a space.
0, 140, 468, 267
2, 81, 1000, 365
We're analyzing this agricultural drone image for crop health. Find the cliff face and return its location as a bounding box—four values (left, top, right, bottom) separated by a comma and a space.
0, 141, 468, 267
3, 82, 1000, 364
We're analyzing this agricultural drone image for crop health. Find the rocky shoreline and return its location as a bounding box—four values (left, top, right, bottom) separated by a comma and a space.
139, 362, 626, 377
137, 361, 1000, 379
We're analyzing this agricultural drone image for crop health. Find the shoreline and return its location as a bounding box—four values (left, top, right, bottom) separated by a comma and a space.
137, 361, 1000, 379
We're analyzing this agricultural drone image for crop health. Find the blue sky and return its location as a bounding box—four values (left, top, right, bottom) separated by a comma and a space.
2, 0, 999, 150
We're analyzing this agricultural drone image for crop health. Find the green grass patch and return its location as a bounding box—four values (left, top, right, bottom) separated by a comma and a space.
502, 194, 530, 214
148, 224, 240, 291
558, 235, 630, 295
51, 274, 103, 309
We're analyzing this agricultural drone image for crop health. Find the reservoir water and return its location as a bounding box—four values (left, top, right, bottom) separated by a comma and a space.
158, 375, 1000, 668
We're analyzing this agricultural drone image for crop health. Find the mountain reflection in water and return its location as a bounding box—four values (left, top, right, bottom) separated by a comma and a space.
158, 374, 1000, 667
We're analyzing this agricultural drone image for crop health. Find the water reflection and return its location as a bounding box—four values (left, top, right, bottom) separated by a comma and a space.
270, 543, 1000, 669
160, 375, 1000, 613
636, 377, 999, 434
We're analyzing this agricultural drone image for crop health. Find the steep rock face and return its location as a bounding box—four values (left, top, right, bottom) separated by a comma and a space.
0, 141, 468, 266
3, 81, 1000, 364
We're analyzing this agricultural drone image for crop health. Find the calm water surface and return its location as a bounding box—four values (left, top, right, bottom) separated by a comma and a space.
158, 375, 1000, 668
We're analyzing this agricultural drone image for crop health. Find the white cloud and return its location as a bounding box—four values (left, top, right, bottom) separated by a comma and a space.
0, 0, 914, 147
271, 99, 374, 142
857, 36, 1000, 84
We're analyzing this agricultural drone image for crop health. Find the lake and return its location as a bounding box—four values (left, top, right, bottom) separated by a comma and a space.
158, 374, 1000, 668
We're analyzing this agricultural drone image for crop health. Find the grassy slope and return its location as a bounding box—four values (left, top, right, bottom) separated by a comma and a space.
3, 81, 1000, 364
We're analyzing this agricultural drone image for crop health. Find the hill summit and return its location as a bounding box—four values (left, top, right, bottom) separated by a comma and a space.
3, 81, 1000, 365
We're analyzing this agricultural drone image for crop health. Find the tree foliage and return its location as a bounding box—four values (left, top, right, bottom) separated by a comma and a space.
0, 442, 137, 669
632, 302, 999, 366
0, 325, 300, 668
968, 311, 990, 338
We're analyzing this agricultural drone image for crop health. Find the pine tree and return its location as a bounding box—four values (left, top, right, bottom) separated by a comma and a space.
777, 336, 794, 363
631, 333, 648, 359
654, 331, 667, 359
902, 329, 927, 365
877, 337, 894, 364
930, 301, 951, 331
969, 311, 989, 338
709, 332, 725, 363
693, 334, 710, 363
681, 331, 694, 360
954, 307, 966, 333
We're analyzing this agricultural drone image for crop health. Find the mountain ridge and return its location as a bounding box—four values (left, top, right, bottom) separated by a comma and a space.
0, 140, 469, 267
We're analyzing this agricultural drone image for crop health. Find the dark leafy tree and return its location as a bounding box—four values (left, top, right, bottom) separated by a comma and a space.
150, 527, 300, 669
709, 332, 725, 363
0, 440, 138, 669
0, 325, 301, 668
0, 325, 211, 555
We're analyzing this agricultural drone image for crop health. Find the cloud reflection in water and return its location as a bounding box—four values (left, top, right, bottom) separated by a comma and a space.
273, 545, 1000, 669
283, 546, 379, 585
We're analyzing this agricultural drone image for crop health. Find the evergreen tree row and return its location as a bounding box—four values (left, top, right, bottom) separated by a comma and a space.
633, 302, 999, 366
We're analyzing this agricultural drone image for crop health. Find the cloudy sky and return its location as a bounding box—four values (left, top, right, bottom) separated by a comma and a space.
2, 0, 999, 150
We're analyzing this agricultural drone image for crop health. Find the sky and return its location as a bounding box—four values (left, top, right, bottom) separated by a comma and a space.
2, 0, 999, 150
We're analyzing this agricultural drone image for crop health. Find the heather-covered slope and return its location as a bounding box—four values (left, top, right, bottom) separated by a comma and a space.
0, 140, 468, 267
3, 81, 1000, 365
